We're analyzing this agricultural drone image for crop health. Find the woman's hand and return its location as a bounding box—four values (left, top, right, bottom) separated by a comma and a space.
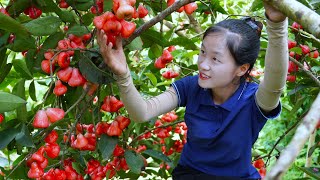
263, 2, 286, 23
96, 30, 128, 75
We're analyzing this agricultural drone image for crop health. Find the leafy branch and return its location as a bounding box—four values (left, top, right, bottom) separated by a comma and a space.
123, 0, 196, 46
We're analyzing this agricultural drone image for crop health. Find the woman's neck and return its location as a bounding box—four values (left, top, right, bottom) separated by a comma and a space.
211, 82, 241, 105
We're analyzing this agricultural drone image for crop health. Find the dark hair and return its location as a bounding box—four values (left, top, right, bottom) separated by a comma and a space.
203, 17, 263, 78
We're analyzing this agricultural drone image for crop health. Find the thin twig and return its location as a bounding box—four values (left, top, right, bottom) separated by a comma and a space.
123, 0, 196, 46
129, 119, 183, 145
289, 56, 320, 87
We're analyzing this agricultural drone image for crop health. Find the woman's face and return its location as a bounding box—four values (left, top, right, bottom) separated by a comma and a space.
197, 33, 244, 90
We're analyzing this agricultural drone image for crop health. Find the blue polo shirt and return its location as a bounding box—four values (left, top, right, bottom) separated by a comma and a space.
171, 75, 281, 178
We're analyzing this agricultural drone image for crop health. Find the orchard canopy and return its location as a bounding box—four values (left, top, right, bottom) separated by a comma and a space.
0, 0, 320, 179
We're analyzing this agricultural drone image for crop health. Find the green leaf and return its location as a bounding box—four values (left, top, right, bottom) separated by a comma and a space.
296, 166, 320, 179
0, 33, 10, 48
15, 124, 35, 147
98, 134, 118, 159
288, 85, 307, 96
149, 44, 162, 60
6, 0, 29, 16
29, 80, 37, 101
310, 0, 320, 4
144, 73, 157, 86
297, 0, 313, 8
7, 34, 36, 52
42, 0, 62, 12
168, 37, 198, 50
308, 143, 320, 157
25, 49, 36, 73
0, 91, 27, 113
12, 79, 28, 122
127, 36, 143, 51
311, 66, 320, 72
124, 150, 144, 174
56, 10, 76, 23
290, 47, 302, 54
75, 1, 93, 11
23, 16, 62, 36
13, 59, 33, 79
82, 13, 95, 26
0, 63, 12, 84
0, 48, 7, 68
0, 127, 20, 150
103, 0, 113, 11
67, 24, 90, 36
142, 149, 173, 166
210, 0, 228, 14
3, 162, 28, 179
250, 0, 263, 11
72, 162, 82, 175
78, 51, 114, 84
0, 13, 29, 36
140, 29, 169, 47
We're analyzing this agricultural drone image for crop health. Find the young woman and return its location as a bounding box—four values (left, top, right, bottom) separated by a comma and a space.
97, 2, 288, 179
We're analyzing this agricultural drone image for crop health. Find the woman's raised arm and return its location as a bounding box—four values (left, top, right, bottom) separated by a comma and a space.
256, 3, 288, 113
96, 30, 178, 122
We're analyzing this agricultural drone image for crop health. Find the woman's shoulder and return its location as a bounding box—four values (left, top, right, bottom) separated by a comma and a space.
240, 81, 259, 100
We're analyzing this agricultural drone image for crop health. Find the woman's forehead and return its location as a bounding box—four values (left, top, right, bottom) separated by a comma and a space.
202, 34, 228, 52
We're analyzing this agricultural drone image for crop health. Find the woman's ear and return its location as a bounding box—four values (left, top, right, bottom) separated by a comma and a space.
237, 63, 250, 76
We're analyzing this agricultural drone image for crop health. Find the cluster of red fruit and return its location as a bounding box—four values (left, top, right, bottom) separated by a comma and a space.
33, 108, 65, 128
26, 130, 72, 179
41, 33, 91, 74
287, 22, 319, 82
100, 95, 124, 112
42, 33, 95, 97
154, 46, 180, 79
97, 115, 131, 137
23, 5, 42, 19
32, 158, 83, 179
67, 124, 97, 151
160, 122, 187, 155
93, 0, 149, 46
54, 67, 86, 96
167, 0, 198, 14
153, 111, 179, 139
252, 159, 266, 178
151, 112, 187, 155
90, 0, 103, 14
85, 158, 119, 179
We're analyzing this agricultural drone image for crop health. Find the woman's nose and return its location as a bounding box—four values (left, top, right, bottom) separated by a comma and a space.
198, 58, 210, 71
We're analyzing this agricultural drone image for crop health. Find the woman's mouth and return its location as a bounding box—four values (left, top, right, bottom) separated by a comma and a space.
199, 72, 210, 80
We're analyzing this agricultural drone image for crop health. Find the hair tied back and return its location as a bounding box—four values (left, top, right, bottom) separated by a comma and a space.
241, 17, 263, 37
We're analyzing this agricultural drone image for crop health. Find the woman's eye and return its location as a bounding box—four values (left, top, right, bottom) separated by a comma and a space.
212, 57, 217, 61
200, 50, 205, 54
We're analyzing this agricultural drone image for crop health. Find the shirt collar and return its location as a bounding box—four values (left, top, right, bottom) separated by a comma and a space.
199, 80, 247, 111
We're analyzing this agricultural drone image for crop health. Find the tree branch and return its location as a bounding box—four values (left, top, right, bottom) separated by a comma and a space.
264, 0, 320, 38
289, 56, 320, 87
186, 14, 203, 34
123, 0, 196, 46
265, 92, 320, 179
163, 20, 185, 37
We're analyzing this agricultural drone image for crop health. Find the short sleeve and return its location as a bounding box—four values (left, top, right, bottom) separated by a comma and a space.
171, 76, 195, 107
